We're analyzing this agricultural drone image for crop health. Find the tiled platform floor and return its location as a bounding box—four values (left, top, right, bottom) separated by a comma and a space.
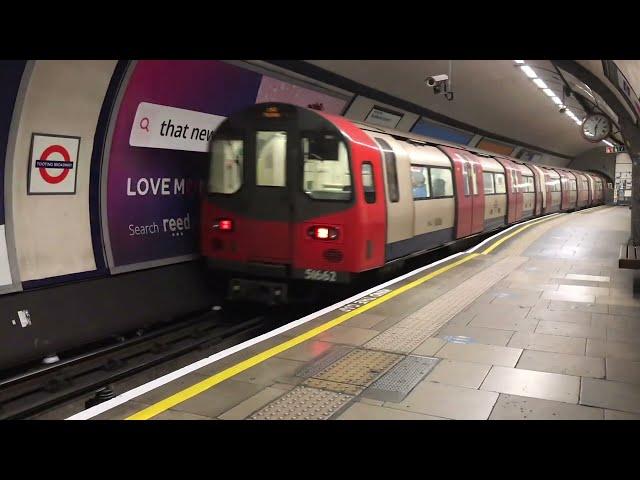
53, 206, 640, 420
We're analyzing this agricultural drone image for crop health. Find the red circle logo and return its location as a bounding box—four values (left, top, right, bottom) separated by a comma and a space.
39, 145, 71, 184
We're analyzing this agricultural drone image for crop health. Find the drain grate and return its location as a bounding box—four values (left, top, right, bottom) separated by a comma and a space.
303, 378, 364, 395
296, 345, 353, 378
249, 386, 353, 420
362, 355, 440, 403
313, 349, 402, 387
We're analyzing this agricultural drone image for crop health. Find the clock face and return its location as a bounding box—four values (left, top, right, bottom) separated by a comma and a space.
581, 113, 611, 142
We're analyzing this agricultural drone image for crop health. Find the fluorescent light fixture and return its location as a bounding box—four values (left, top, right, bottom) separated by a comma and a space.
602, 140, 613, 147
520, 65, 537, 78
551, 96, 563, 105
533, 78, 548, 89
514, 60, 525, 64
565, 109, 574, 116
575, 119, 583, 125
543, 88, 555, 97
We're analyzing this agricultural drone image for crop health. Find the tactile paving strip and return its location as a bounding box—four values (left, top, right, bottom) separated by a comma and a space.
312, 348, 402, 386
296, 345, 353, 378
364, 256, 528, 354
303, 378, 364, 395
249, 386, 353, 420
362, 355, 440, 403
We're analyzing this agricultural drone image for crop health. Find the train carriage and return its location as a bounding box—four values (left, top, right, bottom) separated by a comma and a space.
201, 103, 607, 303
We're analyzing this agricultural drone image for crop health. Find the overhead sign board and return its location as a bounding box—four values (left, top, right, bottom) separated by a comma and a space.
27, 133, 80, 195
365, 106, 403, 128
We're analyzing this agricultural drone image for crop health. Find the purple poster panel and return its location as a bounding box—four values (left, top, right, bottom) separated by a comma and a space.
105, 60, 349, 269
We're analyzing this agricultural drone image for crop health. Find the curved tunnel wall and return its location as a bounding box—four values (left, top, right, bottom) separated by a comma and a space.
0, 60, 352, 368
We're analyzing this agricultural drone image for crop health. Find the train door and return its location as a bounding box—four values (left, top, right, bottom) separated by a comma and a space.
439, 147, 483, 238
530, 164, 545, 215
498, 158, 521, 223
373, 134, 413, 259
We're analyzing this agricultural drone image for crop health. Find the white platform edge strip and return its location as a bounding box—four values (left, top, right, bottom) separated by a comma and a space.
66, 212, 562, 420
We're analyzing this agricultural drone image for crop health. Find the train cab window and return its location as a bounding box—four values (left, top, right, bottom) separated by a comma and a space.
256, 131, 287, 187
410, 165, 430, 200
302, 132, 351, 200
483, 172, 495, 195
430, 167, 454, 197
495, 173, 506, 194
470, 163, 479, 195
362, 162, 376, 203
375, 138, 399, 202
209, 138, 243, 194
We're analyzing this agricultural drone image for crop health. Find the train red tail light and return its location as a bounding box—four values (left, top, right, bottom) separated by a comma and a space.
214, 219, 234, 231
308, 225, 339, 241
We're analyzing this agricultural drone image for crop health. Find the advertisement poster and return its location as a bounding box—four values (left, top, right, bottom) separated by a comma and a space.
105, 60, 348, 270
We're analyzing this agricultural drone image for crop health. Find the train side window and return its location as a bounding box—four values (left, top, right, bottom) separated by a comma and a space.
209, 138, 244, 194
362, 162, 376, 203
462, 161, 471, 196
483, 172, 495, 195
410, 164, 430, 200
495, 173, 506, 194
375, 138, 399, 202
430, 167, 454, 197
525, 176, 535, 192
256, 131, 287, 187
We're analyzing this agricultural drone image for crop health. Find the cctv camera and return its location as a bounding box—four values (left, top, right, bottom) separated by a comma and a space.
425, 74, 449, 87
559, 106, 567, 114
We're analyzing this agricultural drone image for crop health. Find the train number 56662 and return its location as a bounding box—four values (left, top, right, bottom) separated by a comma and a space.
304, 269, 337, 282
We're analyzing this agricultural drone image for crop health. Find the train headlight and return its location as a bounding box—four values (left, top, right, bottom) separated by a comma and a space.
308, 225, 339, 240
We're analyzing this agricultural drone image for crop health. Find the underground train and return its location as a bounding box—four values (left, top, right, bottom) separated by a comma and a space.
200, 103, 606, 302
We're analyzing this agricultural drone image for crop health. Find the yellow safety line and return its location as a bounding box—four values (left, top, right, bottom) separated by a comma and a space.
126, 212, 563, 420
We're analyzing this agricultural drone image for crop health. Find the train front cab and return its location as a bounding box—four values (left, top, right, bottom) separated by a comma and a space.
201, 103, 386, 302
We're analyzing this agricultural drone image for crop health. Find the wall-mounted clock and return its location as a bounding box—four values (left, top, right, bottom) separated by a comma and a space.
581, 113, 611, 142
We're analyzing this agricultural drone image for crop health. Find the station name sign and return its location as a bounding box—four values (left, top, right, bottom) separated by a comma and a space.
605, 145, 626, 154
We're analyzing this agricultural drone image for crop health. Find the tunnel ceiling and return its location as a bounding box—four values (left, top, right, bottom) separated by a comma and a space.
305, 60, 609, 158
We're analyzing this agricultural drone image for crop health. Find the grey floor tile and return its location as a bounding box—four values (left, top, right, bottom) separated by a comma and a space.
481, 366, 580, 404
469, 316, 539, 333
437, 324, 515, 346
489, 393, 603, 420
412, 337, 447, 356
336, 401, 445, 420
587, 339, 640, 361
461, 302, 531, 321
527, 308, 592, 325
153, 410, 215, 420
608, 304, 640, 318
426, 359, 491, 389
342, 312, 388, 330
591, 313, 631, 330
516, 350, 604, 378
604, 409, 640, 420
596, 295, 640, 307
580, 378, 640, 414
315, 325, 380, 346
565, 274, 610, 283
276, 340, 335, 362
386, 381, 498, 420
437, 342, 523, 367
170, 379, 265, 417
508, 332, 586, 355
557, 284, 611, 297
547, 300, 609, 314
542, 291, 596, 304
536, 320, 605, 340
229, 357, 306, 386
606, 328, 640, 344
606, 358, 640, 385
218, 387, 287, 420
